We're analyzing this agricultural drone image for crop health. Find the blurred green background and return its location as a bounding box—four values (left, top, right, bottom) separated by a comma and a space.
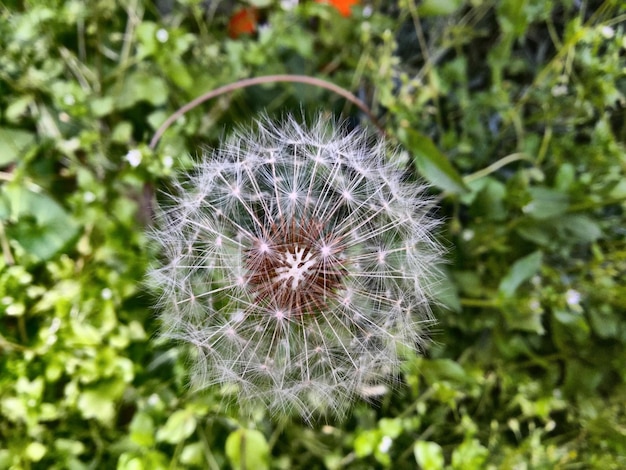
1, 0, 625, 468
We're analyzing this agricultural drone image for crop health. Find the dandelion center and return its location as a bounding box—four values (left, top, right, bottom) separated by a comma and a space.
245, 218, 346, 316
275, 245, 317, 290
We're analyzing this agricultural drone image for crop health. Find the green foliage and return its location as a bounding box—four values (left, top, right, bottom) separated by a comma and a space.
0, 184, 79, 264
0, 0, 625, 468
225, 428, 270, 470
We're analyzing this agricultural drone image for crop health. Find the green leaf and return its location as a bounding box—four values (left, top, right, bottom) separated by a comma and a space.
77, 389, 115, 424
609, 179, 626, 199
588, 306, 620, 339
451, 438, 488, 469
112, 121, 133, 143
502, 300, 545, 334
414, 441, 444, 470
498, 251, 543, 297
379, 418, 403, 439
246, 0, 272, 6
420, 359, 474, 386
117, 453, 145, 470
1, 185, 80, 262
555, 215, 602, 243
398, 128, 468, 195
25, 442, 47, 462
418, 0, 464, 17
354, 429, 380, 457
0, 127, 36, 166
434, 275, 462, 313
5, 95, 35, 122
54, 438, 85, 457
555, 163, 575, 191
156, 409, 197, 445
0, 450, 11, 468
136, 21, 158, 58
130, 412, 155, 447
225, 428, 270, 470
470, 178, 507, 221
162, 57, 194, 90
115, 71, 168, 109
496, 0, 532, 37
180, 442, 204, 466
524, 187, 569, 219
515, 220, 557, 247
90, 96, 115, 117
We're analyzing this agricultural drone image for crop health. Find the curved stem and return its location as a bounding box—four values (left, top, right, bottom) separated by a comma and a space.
149, 75, 384, 149
463, 153, 533, 184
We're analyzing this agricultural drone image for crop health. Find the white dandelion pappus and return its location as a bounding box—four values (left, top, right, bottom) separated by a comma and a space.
149, 115, 442, 421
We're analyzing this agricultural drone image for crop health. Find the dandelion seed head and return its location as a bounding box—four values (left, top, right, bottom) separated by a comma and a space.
149, 114, 442, 421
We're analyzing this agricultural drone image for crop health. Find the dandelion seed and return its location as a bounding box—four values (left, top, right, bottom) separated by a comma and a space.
149, 115, 442, 421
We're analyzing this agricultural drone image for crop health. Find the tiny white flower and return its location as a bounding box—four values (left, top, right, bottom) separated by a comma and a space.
101, 288, 113, 300
156, 28, 169, 43
125, 149, 142, 167
162, 155, 174, 169
378, 436, 393, 453
83, 191, 96, 203
46, 317, 62, 346
600, 26, 614, 39
551, 84, 568, 97
462, 229, 474, 241
6, 303, 25, 316
49, 317, 61, 334
257, 23, 271, 36
565, 289, 581, 307
531, 275, 542, 287
529, 299, 542, 313
280, 0, 298, 10
147, 393, 161, 407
